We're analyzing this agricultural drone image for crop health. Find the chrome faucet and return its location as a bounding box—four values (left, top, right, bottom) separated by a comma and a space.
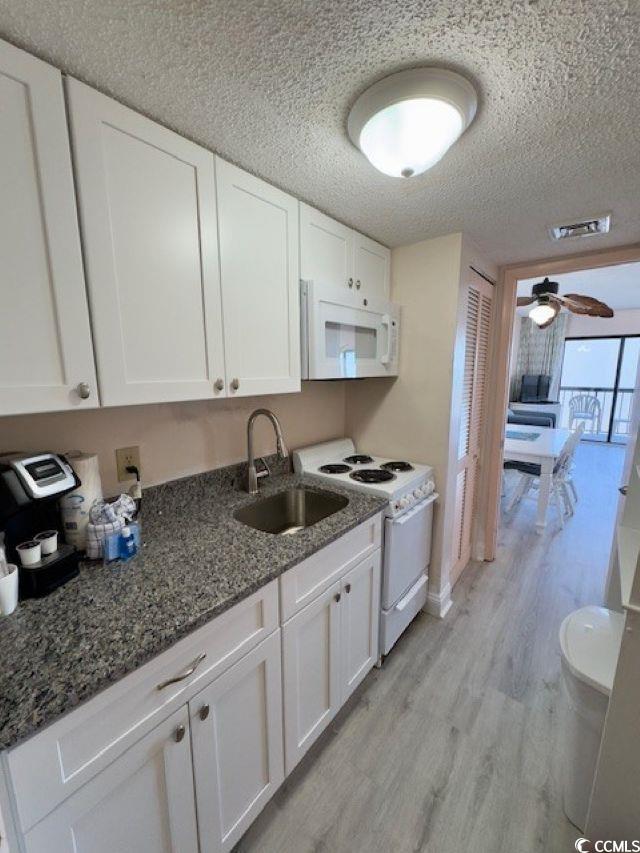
245, 409, 289, 494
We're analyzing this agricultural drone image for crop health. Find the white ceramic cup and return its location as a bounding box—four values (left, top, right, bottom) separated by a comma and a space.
35, 530, 58, 556
0, 565, 18, 616
16, 540, 41, 566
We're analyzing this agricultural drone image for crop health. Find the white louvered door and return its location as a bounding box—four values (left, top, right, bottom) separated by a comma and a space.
451, 272, 494, 585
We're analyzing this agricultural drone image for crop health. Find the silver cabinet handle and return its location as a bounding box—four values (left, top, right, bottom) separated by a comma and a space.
174, 724, 186, 743
214, 378, 224, 392
348, 278, 354, 288
157, 652, 206, 690
199, 703, 210, 721
76, 382, 91, 399
230, 378, 240, 391
356, 280, 361, 290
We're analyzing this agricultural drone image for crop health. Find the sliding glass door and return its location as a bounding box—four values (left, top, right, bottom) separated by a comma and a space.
559, 336, 640, 443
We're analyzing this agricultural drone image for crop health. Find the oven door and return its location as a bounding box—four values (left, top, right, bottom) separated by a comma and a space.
303, 281, 400, 379
382, 494, 436, 610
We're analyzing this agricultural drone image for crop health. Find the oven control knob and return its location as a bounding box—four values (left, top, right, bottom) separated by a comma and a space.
400, 497, 409, 509
414, 489, 421, 498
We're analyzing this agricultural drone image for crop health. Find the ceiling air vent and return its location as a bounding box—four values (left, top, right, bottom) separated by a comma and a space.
549, 213, 611, 241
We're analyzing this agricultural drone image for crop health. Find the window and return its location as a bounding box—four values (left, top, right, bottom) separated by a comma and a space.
559, 336, 640, 443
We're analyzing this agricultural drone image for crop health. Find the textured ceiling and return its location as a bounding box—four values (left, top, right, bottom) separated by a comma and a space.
518, 262, 640, 311
2, 0, 640, 264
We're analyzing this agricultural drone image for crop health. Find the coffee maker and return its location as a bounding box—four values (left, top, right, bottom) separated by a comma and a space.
0, 452, 81, 597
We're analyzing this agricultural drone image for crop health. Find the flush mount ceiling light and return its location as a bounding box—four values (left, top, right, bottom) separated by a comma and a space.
347, 68, 477, 178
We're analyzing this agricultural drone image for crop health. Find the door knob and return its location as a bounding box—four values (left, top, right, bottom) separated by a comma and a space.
230, 378, 240, 391
76, 382, 91, 399
334, 592, 341, 603
214, 378, 224, 392
174, 724, 186, 743
199, 704, 210, 721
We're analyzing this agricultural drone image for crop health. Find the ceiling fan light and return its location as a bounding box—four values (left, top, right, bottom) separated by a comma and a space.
348, 68, 477, 178
529, 303, 556, 326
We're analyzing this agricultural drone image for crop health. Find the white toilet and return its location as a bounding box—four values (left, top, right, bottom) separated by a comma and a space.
559, 605, 625, 830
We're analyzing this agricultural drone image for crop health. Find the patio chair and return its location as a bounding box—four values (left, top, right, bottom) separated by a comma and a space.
568, 394, 602, 435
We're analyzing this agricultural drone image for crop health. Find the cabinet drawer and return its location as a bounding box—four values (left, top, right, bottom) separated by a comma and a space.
7, 580, 278, 833
280, 515, 381, 621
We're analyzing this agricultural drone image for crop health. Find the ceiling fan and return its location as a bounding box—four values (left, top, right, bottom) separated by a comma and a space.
517, 277, 614, 329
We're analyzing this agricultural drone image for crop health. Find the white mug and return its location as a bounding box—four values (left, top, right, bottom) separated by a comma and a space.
0, 565, 18, 616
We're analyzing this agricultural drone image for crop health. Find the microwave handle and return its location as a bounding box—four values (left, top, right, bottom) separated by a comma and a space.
381, 314, 392, 365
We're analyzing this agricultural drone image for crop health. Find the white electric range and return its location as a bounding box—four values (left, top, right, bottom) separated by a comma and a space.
292, 439, 438, 656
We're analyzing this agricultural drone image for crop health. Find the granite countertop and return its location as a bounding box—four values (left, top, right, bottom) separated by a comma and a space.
0, 460, 385, 751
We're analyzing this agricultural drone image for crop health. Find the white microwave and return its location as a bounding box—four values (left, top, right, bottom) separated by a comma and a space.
300, 280, 400, 379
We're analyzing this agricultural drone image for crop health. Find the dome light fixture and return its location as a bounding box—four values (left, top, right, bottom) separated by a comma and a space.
347, 67, 477, 178
529, 302, 557, 326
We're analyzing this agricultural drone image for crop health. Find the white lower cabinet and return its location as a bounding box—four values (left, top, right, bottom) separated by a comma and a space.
340, 552, 382, 703
23, 707, 198, 853
283, 550, 381, 773
4, 524, 383, 853
282, 581, 342, 774
190, 630, 284, 853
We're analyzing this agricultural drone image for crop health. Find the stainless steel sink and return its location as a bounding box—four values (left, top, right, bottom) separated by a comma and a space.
234, 487, 348, 535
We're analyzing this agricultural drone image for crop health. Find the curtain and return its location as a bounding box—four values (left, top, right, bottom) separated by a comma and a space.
510, 313, 568, 401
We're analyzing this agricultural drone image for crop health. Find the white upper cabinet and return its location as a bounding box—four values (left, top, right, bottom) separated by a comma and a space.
353, 231, 391, 299
216, 158, 300, 397
299, 202, 354, 289
67, 79, 226, 407
300, 203, 390, 299
0, 41, 98, 416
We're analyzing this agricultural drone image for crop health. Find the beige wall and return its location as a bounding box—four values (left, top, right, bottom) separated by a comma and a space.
0, 382, 347, 496
346, 233, 464, 598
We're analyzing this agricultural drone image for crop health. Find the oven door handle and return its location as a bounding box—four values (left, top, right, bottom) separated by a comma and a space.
395, 575, 428, 611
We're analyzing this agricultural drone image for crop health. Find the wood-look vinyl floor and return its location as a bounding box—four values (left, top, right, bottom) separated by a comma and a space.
235, 441, 625, 853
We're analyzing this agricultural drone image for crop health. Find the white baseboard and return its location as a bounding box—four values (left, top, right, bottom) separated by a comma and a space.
424, 582, 452, 619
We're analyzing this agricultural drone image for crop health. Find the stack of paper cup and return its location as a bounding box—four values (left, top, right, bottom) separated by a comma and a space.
59, 453, 103, 550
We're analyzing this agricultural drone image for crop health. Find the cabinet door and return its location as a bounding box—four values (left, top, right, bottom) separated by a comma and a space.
23, 708, 198, 853
190, 630, 284, 853
299, 203, 354, 290
0, 40, 98, 415
67, 79, 226, 406
216, 158, 300, 397
353, 231, 391, 299
340, 551, 381, 703
282, 582, 341, 774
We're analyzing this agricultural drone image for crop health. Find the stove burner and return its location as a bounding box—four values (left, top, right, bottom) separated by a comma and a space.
381, 461, 414, 472
343, 454, 374, 465
349, 469, 396, 484
319, 463, 352, 474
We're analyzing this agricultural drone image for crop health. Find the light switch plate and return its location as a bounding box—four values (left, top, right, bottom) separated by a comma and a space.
115, 446, 141, 482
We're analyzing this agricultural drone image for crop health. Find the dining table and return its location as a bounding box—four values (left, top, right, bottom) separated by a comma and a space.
503, 424, 573, 531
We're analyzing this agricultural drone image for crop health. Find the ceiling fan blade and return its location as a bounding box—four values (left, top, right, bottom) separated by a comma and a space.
516, 296, 536, 307
538, 301, 561, 329
562, 293, 614, 317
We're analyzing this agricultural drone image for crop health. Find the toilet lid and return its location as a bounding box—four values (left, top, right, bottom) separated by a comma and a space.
559, 606, 625, 696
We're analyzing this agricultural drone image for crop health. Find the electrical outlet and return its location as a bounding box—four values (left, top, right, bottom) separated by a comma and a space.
115, 446, 141, 482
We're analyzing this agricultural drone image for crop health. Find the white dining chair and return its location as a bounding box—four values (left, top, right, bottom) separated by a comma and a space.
505, 429, 580, 527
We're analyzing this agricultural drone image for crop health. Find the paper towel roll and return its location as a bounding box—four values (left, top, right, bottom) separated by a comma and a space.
59, 453, 103, 550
